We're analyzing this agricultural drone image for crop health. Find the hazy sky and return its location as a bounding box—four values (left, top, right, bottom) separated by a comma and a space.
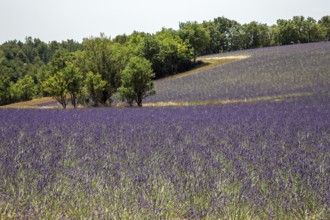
0, 0, 329, 43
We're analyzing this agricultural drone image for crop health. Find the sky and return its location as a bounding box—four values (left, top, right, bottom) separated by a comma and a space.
0, 0, 329, 44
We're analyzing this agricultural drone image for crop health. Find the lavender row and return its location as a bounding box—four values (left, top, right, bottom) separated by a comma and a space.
146, 42, 330, 103
0, 95, 329, 218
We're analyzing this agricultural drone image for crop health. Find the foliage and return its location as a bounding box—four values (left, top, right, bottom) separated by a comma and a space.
43, 49, 80, 108
48, 48, 73, 74
82, 35, 120, 105
0, 75, 11, 105
319, 15, 330, 40
62, 63, 83, 109
0, 38, 82, 106
202, 17, 231, 53
135, 34, 162, 75
42, 71, 68, 109
118, 57, 155, 107
131, 31, 194, 78
243, 21, 271, 48
155, 28, 193, 77
179, 22, 210, 62
275, 16, 327, 45
85, 71, 107, 106
9, 74, 37, 102
22, 37, 51, 64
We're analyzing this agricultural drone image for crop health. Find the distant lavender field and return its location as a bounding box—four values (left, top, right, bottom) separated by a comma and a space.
0, 93, 329, 218
146, 42, 330, 102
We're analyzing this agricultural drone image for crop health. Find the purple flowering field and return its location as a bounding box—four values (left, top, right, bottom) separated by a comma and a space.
146, 42, 330, 103
1, 43, 330, 219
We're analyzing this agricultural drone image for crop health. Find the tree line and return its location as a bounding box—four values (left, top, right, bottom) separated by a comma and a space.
0, 15, 329, 107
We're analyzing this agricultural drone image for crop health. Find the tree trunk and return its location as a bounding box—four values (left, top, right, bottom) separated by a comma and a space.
193, 50, 197, 64
137, 95, 143, 107
57, 96, 67, 109
61, 98, 67, 109
71, 94, 78, 109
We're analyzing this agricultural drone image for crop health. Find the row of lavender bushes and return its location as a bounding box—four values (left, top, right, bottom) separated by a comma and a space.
0, 94, 329, 219
147, 42, 330, 103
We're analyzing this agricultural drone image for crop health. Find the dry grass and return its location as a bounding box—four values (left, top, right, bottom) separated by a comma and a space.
202, 55, 250, 60
143, 93, 312, 107
1, 93, 312, 109
0, 97, 56, 108
159, 55, 250, 80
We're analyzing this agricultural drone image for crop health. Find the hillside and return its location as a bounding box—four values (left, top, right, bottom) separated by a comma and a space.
146, 42, 330, 104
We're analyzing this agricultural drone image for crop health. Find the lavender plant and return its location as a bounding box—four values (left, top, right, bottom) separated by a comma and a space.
0, 94, 329, 219
146, 42, 330, 103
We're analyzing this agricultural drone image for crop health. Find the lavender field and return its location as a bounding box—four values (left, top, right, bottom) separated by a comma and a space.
146, 42, 330, 103
1, 42, 330, 219
0, 94, 329, 219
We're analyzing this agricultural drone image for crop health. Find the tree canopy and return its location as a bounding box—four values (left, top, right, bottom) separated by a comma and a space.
118, 57, 155, 107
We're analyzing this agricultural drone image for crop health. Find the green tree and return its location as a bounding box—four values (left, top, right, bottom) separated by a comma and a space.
62, 63, 83, 108
0, 40, 29, 82
0, 49, 10, 105
118, 57, 155, 107
136, 34, 164, 78
202, 17, 243, 53
61, 39, 84, 52
110, 42, 131, 75
49, 41, 61, 57
23, 37, 51, 64
243, 21, 270, 48
319, 16, 330, 40
0, 75, 11, 105
269, 24, 281, 46
35, 65, 51, 97
155, 29, 193, 77
0, 39, 52, 105
9, 75, 37, 102
137, 34, 161, 63
275, 16, 327, 45
41, 48, 79, 108
179, 22, 210, 63
276, 19, 299, 45
202, 21, 219, 53
202, 20, 225, 53
82, 34, 120, 105
42, 71, 68, 109
49, 48, 73, 74
113, 34, 129, 45
85, 71, 107, 107
292, 16, 307, 43
304, 17, 327, 42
